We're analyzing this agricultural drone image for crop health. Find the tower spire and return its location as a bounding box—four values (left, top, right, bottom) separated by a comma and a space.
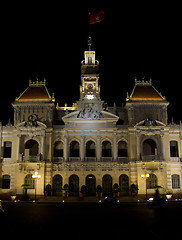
88, 36, 92, 51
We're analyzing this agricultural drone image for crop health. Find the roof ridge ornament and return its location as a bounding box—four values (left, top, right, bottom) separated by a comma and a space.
29, 78, 46, 87
135, 77, 152, 86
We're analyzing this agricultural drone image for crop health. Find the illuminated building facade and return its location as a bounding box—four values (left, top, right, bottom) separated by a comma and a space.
0, 39, 182, 198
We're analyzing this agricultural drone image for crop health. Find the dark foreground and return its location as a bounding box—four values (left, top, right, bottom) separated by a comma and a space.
1, 201, 182, 239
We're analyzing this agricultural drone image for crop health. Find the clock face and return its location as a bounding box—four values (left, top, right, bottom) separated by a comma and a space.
87, 84, 93, 90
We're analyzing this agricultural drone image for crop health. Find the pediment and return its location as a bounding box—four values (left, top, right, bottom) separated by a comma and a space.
62, 110, 119, 121
16, 120, 47, 129
62, 110, 119, 128
135, 119, 165, 127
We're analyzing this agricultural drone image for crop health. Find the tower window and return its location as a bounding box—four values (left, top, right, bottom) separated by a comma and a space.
88, 57, 92, 64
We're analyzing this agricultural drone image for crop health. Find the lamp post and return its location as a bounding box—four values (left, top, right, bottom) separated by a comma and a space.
32, 172, 41, 202
141, 173, 150, 200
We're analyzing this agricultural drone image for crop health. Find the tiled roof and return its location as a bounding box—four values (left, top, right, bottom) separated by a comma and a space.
129, 79, 165, 101
17, 80, 51, 102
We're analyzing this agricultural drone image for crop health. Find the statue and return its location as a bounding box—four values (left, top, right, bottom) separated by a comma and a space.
77, 106, 103, 119
24, 114, 39, 127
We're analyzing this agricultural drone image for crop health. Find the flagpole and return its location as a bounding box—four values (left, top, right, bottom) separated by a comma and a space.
88, 12, 92, 51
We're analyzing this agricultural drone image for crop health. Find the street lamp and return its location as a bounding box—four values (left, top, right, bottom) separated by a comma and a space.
141, 173, 150, 200
32, 172, 41, 202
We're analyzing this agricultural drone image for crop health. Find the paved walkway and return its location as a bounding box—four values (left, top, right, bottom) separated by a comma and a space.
38, 196, 146, 203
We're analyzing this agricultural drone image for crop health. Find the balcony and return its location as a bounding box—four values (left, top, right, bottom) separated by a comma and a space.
52, 157, 63, 163
22, 154, 42, 162
85, 157, 96, 162
101, 157, 113, 162
117, 157, 128, 163
141, 155, 160, 162
68, 157, 80, 162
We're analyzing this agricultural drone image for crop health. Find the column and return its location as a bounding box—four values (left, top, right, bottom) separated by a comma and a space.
41, 134, 45, 160
113, 133, 117, 161
97, 134, 101, 161
64, 135, 68, 162
180, 136, 182, 160
160, 134, 165, 160
16, 134, 21, 161
80, 135, 85, 161
137, 133, 140, 161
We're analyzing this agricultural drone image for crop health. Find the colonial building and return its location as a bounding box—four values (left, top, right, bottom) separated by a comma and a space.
0, 38, 182, 198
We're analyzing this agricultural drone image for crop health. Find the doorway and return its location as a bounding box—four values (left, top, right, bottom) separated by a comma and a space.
102, 174, 112, 196
86, 174, 96, 196
69, 174, 79, 196
53, 174, 62, 196
119, 174, 129, 196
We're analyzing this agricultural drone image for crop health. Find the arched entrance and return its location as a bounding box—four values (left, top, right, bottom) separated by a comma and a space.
69, 174, 79, 196
102, 174, 112, 196
86, 174, 96, 196
143, 139, 157, 156
119, 174, 129, 196
53, 174, 62, 196
25, 139, 39, 156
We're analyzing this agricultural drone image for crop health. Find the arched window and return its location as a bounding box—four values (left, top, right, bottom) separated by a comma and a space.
146, 174, 157, 189
24, 174, 34, 189
172, 174, 180, 189
2, 175, 10, 189
143, 139, 157, 156
170, 141, 179, 157
102, 141, 112, 157
70, 141, 80, 157
54, 141, 64, 157
25, 140, 39, 156
86, 141, 96, 157
118, 141, 127, 157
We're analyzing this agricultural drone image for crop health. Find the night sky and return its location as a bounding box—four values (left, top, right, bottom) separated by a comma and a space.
1, 2, 182, 125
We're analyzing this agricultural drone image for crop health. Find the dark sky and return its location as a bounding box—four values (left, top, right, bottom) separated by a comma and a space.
1, 2, 182, 124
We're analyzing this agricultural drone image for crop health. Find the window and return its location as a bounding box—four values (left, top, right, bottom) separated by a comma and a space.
2, 175, 10, 189
24, 174, 34, 188
146, 174, 157, 189
170, 141, 179, 157
102, 141, 112, 157
88, 57, 92, 64
54, 141, 63, 157
70, 141, 79, 157
172, 174, 180, 189
86, 141, 96, 157
2, 141, 12, 158
118, 141, 127, 157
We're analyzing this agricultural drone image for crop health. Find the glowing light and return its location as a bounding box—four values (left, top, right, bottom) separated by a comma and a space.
86, 94, 94, 100
32, 172, 41, 179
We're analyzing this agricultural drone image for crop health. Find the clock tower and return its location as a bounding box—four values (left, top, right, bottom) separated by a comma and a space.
77, 37, 103, 112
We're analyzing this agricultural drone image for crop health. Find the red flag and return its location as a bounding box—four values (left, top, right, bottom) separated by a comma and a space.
90, 11, 105, 24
